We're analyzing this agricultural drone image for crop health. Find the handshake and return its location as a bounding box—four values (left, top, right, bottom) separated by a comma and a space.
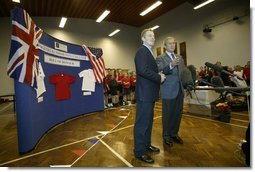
159, 72, 166, 83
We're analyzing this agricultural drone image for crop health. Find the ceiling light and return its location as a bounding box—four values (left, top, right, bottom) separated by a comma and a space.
193, 0, 215, 10
12, 0, 20, 3
140, 1, 162, 16
203, 25, 212, 33
108, 29, 120, 37
96, 10, 110, 23
151, 25, 160, 30
59, 17, 67, 28
232, 16, 239, 21
203, 28, 212, 33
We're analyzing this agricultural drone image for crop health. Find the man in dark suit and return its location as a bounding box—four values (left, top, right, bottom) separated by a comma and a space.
133, 28, 166, 163
156, 37, 185, 147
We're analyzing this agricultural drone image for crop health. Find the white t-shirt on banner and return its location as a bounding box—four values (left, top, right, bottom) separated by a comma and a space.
79, 69, 96, 92
36, 62, 46, 98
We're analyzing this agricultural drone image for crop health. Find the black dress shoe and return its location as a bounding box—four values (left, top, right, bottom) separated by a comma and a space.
147, 145, 160, 152
171, 136, 183, 144
164, 139, 173, 147
136, 154, 154, 163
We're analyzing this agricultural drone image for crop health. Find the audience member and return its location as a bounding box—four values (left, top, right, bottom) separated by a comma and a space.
243, 61, 250, 86
130, 71, 136, 103
122, 72, 131, 105
198, 66, 206, 78
109, 74, 119, 107
116, 69, 124, 105
233, 65, 243, 79
103, 69, 111, 108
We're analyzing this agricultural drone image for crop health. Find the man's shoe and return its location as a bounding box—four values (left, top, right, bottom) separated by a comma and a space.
171, 136, 183, 144
136, 154, 154, 163
147, 145, 160, 152
164, 139, 173, 147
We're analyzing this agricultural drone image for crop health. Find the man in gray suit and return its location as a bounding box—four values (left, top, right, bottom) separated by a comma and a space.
156, 37, 184, 147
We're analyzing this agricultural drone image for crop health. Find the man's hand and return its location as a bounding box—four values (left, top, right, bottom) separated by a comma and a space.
159, 72, 166, 83
171, 57, 180, 67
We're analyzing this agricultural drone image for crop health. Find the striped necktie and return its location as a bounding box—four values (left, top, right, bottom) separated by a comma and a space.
171, 53, 179, 70
170, 53, 175, 61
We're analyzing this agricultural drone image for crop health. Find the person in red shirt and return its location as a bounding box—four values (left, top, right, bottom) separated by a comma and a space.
243, 61, 250, 86
116, 69, 124, 105
121, 72, 131, 105
130, 71, 136, 104
198, 66, 206, 78
103, 69, 111, 108
109, 72, 119, 107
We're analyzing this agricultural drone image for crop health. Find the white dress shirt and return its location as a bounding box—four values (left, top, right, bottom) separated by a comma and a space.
143, 43, 154, 56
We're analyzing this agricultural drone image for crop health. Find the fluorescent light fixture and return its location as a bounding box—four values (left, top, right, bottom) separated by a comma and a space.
140, 1, 162, 16
151, 25, 160, 30
59, 17, 67, 28
108, 29, 120, 37
12, 0, 20, 3
193, 0, 215, 10
96, 10, 110, 23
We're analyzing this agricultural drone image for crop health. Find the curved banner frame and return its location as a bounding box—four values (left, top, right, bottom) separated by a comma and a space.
10, 8, 104, 154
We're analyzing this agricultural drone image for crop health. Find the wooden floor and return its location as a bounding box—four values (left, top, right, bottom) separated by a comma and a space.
0, 100, 249, 167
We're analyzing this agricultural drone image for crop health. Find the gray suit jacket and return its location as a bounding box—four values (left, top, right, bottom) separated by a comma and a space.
156, 52, 184, 99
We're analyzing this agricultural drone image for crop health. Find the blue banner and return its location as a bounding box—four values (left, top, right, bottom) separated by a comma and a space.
10, 8, 104, 154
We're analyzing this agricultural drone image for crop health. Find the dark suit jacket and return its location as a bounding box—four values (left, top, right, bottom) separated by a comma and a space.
134, 45, 161, 102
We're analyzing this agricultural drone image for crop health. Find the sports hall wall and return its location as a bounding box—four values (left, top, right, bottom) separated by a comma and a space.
0, 17, 139, 95
141, 0, 250, 68
0, 0, 250, 96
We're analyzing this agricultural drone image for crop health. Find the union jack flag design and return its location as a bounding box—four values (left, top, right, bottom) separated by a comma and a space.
7, 8, 43, 88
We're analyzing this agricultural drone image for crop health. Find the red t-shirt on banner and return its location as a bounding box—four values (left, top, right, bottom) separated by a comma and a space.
49, 73, 76, 100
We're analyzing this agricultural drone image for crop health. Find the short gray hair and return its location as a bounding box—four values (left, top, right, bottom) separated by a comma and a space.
163, 37, 175, 45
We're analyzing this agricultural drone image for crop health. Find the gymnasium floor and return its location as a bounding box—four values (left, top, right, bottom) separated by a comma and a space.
0, 101, 249, 167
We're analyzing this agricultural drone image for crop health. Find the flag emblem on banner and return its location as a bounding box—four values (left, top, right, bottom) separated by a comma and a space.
82, 45, 106, 83
7, 8, 43, 87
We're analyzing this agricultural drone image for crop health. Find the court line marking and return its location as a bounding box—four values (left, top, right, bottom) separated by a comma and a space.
97, 136, 133, 167
0, 134, 101, 166
49, 165, 71, 167
231, 112, 249, 116
0, 108, 247, 166
231, 118, 249, 123
0, 103, 13, 114
0, 107, 131, 166
155, 108, 248, 129
69, 109, 131, 167
183, 114, 248, 128
68, 135, 101, 167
